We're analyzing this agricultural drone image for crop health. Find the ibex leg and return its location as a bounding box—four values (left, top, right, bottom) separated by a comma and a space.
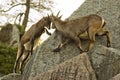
19, 50, 30, 74
13, 43, 24, 73
97, 28, 111, 47
74, 36, 84, 52
88, 28, 96, 51
30, 38, 34, 55
106, 30, 111, 47
53, 36, 70, 52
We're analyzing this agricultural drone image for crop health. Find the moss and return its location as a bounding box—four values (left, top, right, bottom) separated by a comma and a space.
0, 43, 17, 75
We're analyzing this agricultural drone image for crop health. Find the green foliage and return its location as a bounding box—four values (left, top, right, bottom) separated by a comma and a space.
0, 44, 17, 74
15, 24, 24, 36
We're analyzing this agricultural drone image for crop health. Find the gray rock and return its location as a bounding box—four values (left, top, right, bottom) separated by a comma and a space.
9, 24, 19, 47
31, 53, 97, 80
0, 23, 13, 44
110, 73, 120, 80
0, 23, 19, 46
0, 73, 22, 80
89, 45, 120, 80
22, 0, 120, 80
23, 33, 120, 80
22, 31, 84, 80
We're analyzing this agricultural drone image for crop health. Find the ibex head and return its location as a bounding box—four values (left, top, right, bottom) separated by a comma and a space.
42, 15, 51, 29
50, 11, 62, 29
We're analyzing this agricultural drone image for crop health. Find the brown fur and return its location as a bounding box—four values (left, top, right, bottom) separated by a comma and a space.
51, 14, 111, 52
13, 16, 52, 73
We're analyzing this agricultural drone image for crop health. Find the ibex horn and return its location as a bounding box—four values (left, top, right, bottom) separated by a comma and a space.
56, 11, 60, 17
50, 9, 53, 16
59, 15, 62, 19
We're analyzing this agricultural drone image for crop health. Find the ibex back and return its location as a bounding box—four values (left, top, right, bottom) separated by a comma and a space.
51, 14, 111, 52
13, 16, 52, 73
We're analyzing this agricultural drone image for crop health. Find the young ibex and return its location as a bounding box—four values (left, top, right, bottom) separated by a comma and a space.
51, 13, 111, 52
13, 16, 52, 73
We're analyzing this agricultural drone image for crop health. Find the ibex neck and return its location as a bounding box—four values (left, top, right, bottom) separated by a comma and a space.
54, 19, 66, 31
36, 19, 46, 29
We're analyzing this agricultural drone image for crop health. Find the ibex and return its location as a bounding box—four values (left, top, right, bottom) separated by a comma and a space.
13, 16, 52, 73
51, 13, 111, 52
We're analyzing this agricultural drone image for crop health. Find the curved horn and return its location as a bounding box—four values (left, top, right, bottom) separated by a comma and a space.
50, 9, 53, 16
59, 15, 62, 19
56, 11, 60, 17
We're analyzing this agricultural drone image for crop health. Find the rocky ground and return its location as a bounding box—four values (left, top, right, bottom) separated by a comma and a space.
0, 0, 120, 80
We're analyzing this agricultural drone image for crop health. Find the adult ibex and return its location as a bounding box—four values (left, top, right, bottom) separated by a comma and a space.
51, 13, 111, 52
13, 16, 52, 73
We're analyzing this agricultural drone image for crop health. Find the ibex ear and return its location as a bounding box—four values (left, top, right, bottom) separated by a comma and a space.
50, 9, 54, 17
50, 12, 53, 17
51, 16, 54, 20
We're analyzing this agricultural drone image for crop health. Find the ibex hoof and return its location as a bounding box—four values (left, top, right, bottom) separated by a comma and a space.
52, 48, 60, 52
80, 49, 88, 53
81, 50, 88, 53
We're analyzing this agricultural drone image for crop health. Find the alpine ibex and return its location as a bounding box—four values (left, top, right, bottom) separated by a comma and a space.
13, 16, 52, 73
51, 13, 111, 52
